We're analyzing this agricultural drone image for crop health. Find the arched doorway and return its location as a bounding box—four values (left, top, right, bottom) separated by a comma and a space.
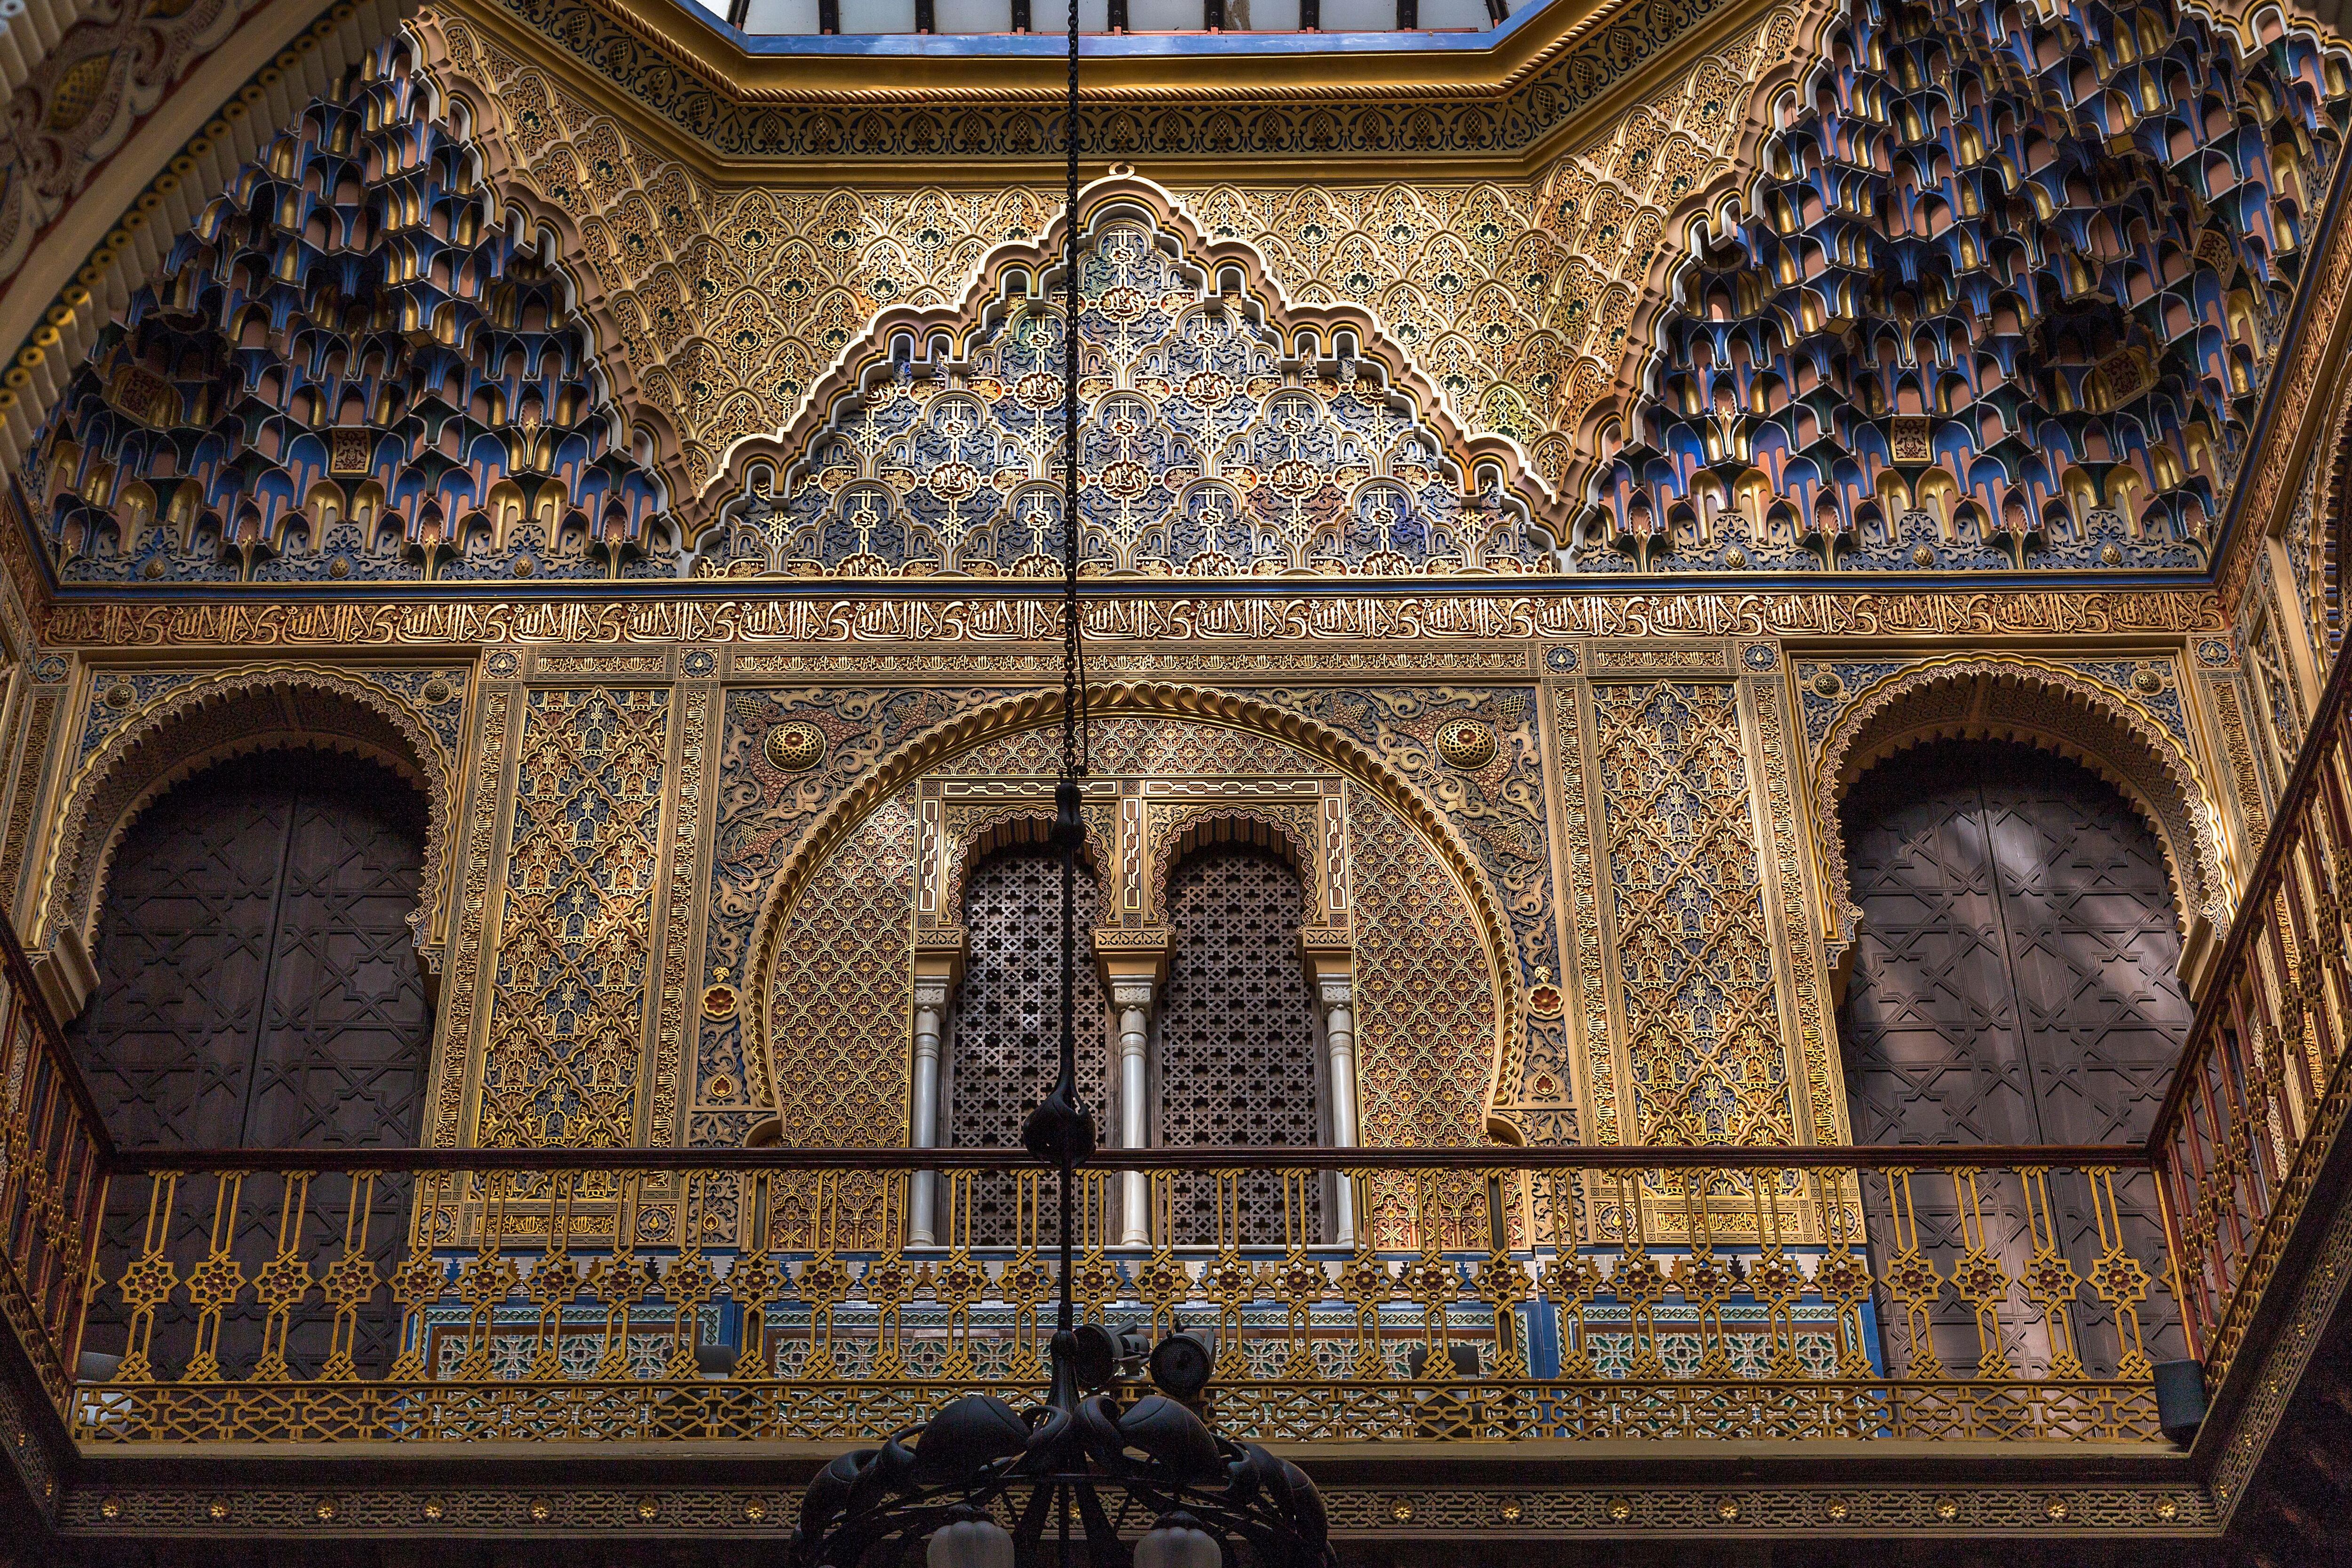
1837, 738, 2191, 1376
72, 748, 434, 1382
1838, 738, 2190, 1147
70, 748, 435, 1150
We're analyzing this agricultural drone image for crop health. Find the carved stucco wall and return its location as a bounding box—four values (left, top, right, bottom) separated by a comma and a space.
419, 4, 1822, 526
0, 617, 2268, 1162
0, 0, 2345, 632
0, 0, 2325, 1164
1548, 639, 1841, 1150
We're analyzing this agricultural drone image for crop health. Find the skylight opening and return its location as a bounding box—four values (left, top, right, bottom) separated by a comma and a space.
682, 0, 1512, 39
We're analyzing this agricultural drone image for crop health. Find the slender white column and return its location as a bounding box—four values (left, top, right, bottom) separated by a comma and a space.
908, 979, 949, 1247
1112, 979, 1156, 1247
1320, 976, 1360, 1248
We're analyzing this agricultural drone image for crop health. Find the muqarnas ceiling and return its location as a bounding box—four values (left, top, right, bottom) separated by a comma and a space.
33, 42, 673, 585
1578, 0, 2352, 574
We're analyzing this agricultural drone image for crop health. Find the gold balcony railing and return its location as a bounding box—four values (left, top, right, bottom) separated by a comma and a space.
2152, 622, 2352, 1395
0, 922, 111, 1413
65, 1144, 2181, 1447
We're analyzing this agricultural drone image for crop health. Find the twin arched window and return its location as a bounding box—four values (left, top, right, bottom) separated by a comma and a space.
945, 836, 1325, 1245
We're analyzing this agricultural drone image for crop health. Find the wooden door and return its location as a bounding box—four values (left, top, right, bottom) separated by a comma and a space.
71, 750, 430, 1379
69, 749, 432, 1150
1837, 739, 2190, 1376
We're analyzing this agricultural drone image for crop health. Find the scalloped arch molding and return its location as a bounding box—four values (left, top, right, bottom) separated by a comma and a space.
1812, 655, 2232, 979
27, 664, 458, 1019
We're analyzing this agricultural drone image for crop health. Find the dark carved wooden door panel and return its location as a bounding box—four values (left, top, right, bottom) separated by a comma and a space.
246, 769, 436, 1146
1155, 844, 1322, 1246
72, 751, 431, 1381
70, 750, 432, 1149
1984, 769, 2193, 1145
1837, 739, 2191, 1376
1837, 756, 2040, 1147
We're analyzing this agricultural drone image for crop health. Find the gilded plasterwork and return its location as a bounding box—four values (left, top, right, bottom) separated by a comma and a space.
421, 5, 1814, 517
741, 693, 1516, 1148
1254, 685, 1566, 1125
432, 685, 513, 1147
476, 686, 673, 1147
699, 686, 987, 1143
1804, 655, 2233, 948
31, 664, 460, 963
763, 787, 921, 1147
1346, 785, 1497, 1151
1547, 677, 1618, 1144
36, 585, 2230, 650
698, 199, 1546, 578
1588, 677, 1796, 1146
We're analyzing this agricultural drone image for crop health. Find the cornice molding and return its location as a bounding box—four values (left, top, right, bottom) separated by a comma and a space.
443, 0, 1764, 171
529, 0, 1722, 111
35, 585, 2230, 648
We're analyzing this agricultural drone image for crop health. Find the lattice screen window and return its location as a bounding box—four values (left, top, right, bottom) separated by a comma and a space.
1155, 844, 1323, 1247
947, 844, 1111, 1246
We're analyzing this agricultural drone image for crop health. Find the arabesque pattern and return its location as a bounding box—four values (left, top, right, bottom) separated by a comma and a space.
1593, 682, 1791, 1146
1585, 0, 2352, 572
477, 688, 671, 1148
702, 212, 1543, 578
1347, 790, 1496, 1161
763, 791, 919, 1148
424, 6, 1810, 514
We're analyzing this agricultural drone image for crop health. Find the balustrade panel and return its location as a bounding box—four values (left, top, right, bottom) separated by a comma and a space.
64, 1148, 2178, 1448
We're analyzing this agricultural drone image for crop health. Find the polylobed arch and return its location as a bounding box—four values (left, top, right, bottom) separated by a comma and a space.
936, 807, 1116, 942
695, 173, 1554, 562
742, 681, 1526, 1145
1147, 808, 1324, 929
0, 1, 1823, 553
28, 665, 456, 1019
1812, 656, 2231, 988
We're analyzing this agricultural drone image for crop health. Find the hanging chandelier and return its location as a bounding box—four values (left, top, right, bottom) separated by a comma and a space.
788, 11, 1334, 1568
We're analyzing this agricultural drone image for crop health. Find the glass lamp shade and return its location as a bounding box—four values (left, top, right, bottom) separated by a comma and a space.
926, 1516, 1016, 1568
1133, 1515, 1222, 1568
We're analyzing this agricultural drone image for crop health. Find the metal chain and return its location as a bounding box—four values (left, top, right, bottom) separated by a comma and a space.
1055, 0, 1087, 1351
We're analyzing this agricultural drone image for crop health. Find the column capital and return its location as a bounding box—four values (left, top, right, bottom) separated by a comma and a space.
1302, 931, 1353, 1000
913, 978, 952, 1010
1094, 922, 1173, 995
914, 928, 967, 992
1110, 978, 1158, 1013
